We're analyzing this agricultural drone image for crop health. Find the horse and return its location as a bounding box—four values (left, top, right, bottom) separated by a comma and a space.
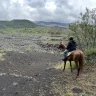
58, 42, 84, 78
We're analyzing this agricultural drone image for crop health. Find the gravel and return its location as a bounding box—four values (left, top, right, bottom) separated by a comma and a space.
0, 33, 46, 52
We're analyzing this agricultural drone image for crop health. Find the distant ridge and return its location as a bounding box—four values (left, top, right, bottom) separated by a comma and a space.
0, 19, 37, 28
34, 21, 70, 26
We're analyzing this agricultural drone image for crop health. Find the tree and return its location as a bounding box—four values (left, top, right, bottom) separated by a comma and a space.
69, 8, 96, 64
69, 8, 96, 50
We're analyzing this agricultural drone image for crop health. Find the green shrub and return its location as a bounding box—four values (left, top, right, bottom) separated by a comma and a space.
85, 48, 96, 64
25, 47, 32, 52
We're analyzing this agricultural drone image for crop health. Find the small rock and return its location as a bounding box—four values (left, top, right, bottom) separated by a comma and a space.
35, 73, 41, 76
72, 87, 83, 94
15, 92, 19, 95
13, 82, 18, 86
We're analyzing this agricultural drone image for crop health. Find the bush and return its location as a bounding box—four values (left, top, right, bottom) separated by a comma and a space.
85, 48, 96, 64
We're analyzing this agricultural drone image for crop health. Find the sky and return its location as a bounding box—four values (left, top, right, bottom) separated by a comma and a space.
0, 0, 96, 23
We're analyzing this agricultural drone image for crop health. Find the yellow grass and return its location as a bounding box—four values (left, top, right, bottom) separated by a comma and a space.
54, 61, 76, 70
0, 52, 5, 61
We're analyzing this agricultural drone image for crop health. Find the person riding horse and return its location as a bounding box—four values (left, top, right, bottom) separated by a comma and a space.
58, 37, 84, 78
62, 36, 77, 61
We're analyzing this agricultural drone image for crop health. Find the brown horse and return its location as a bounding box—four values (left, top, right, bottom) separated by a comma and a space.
58, 42, 84, 78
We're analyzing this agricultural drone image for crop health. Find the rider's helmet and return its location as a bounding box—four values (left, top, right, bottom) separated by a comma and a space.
69, 36, 73, 40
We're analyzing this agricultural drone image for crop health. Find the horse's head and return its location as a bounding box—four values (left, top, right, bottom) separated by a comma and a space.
58, 42, 66, 50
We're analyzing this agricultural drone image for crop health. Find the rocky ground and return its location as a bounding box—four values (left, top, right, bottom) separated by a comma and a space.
0, 33, 96, 96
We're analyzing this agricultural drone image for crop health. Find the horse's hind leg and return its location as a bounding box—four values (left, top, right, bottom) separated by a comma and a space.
74, 61, 80, 78
70, 61, 72, 72
77, 68, 80, 77
63, 61, 66, 71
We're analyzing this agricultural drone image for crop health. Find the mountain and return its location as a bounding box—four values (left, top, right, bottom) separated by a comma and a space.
0, 19, 70, 29
0, 19, 37, 28
34, 21, 70, 26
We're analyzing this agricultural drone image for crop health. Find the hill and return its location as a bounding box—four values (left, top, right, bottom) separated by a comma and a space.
0, 19, 37, 28
34, 21, 70, 26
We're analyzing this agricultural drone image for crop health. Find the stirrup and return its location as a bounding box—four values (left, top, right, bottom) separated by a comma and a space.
62, 58, 67, 61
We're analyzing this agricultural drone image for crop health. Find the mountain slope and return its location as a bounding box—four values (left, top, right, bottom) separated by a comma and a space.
34, 21, 70, 26
0, 19, 37, 28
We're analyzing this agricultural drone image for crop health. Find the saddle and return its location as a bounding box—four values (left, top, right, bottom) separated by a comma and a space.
66, 51, 73, 57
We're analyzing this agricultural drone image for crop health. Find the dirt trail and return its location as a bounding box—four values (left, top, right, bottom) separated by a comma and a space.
0, 51, 62, 96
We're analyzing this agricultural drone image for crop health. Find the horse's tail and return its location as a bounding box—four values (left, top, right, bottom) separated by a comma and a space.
79, 51, 84, 73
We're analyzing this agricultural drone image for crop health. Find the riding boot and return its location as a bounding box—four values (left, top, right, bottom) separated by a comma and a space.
62, 57, 67, 61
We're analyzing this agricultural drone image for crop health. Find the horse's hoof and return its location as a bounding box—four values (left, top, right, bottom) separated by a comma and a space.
76, 76, 79, 79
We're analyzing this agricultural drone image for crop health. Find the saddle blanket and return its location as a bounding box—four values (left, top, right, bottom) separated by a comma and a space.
67, 51, 73, 57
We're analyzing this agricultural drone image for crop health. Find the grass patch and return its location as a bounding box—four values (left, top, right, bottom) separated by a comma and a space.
25, 47, 32, 52
54, 61, 76, 70
0, 53, 5, 61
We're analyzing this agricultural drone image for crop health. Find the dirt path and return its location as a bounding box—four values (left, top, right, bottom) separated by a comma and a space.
0, 51, 61, 96
0, 51, 96, 96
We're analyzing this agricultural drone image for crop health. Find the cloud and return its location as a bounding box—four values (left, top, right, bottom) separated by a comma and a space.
28, 0, 45, 8
0, 0, 96, 23
0, 0, 10, 20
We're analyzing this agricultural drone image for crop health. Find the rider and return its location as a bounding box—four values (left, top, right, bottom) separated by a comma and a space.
62, 36, 77, 61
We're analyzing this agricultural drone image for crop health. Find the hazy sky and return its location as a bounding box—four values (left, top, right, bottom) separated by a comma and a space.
0, 0, 96, 23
